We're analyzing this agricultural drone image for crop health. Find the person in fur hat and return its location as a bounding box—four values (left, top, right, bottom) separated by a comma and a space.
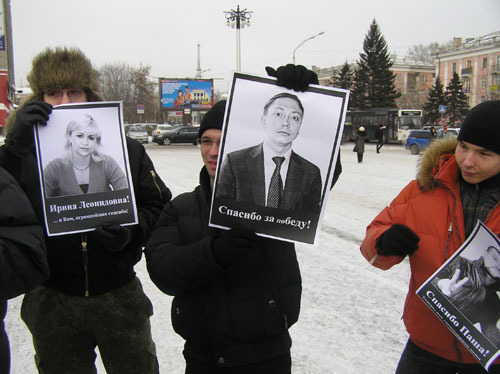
0, 47, 171, 374
360, 100, 500, 373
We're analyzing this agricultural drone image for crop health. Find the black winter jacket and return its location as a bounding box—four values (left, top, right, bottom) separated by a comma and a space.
146, 167, 302, 368
0, 138, 171, 296
0, 166, 48, 300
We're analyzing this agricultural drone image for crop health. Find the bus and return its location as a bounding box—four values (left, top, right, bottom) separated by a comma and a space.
343, 108, 423, 144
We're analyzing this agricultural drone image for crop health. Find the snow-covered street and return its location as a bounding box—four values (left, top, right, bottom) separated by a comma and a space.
6, 141, 420, 373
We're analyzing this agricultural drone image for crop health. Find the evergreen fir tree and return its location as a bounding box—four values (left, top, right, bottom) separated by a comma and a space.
351, 19, 400, 109
423, 77, 446, 124
445, 71, 469, 125
350, 65, 368, 110
335, 61, 353, 90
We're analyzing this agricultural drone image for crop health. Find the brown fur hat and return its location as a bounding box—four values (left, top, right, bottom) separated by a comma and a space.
26, 46, 103, 102
5, 47, 103, 134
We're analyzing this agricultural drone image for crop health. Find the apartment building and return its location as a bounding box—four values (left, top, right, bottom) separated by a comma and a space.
392, 57, 435, 109
313, 58, 434, 110
434, 31, 500, 107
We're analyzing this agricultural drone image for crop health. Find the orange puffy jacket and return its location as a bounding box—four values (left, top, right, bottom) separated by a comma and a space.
361, 138, 500, 364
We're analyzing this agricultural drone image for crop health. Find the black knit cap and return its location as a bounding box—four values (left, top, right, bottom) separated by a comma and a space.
198, 100, 226, 138
457, 100, 500, 154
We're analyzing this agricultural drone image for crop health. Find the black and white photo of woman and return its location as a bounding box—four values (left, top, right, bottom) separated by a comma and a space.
43, 113, 128, 197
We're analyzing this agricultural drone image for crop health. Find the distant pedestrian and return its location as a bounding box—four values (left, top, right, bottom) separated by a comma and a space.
375, 125, 385, 153
355, 126, 367, 163
430, 126, 437, 138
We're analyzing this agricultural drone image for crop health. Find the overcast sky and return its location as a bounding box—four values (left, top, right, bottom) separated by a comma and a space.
10, 0, 500, 94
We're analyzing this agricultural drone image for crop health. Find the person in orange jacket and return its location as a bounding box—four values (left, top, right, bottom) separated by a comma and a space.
361, 100, 500, 373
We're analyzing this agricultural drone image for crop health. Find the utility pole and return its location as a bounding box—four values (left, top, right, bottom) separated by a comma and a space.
0, 0, 14, 132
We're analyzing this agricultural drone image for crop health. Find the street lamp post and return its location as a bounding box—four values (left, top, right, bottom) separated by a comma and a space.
224, 5, 253, 71
292, 31, 325, 65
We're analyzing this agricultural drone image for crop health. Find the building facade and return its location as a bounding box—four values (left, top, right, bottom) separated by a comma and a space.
434, 31, 500, 107
391, 57, 435, 109
313, 58, 435, 110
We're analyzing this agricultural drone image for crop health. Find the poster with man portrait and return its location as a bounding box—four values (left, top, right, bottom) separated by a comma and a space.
417, 221, 500, 371
34, 101, 138, 236
209, 72, 349, 245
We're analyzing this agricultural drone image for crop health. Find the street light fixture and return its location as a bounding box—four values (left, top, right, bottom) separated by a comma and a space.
224, 5, 253, 71
292, 31, 325, 65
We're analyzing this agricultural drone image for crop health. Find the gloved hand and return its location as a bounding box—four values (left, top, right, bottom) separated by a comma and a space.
94, 223, 133, 252
211, 228, 260, 268
6, 101, 52, 154
265, 64, 319, 92
377, 224, 419, 257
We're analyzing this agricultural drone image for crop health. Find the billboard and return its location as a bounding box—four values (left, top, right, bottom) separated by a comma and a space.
159, 78, 213, 110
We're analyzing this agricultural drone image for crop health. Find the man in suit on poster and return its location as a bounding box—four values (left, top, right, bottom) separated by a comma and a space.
216, 92, 322, 214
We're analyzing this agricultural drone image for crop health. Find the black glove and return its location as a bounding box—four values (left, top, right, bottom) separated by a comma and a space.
211, 228, 260, 268
377, 224, 419, 257
94, 223, 133, 252
6, 101, 52, 154
265, 64, 319, 92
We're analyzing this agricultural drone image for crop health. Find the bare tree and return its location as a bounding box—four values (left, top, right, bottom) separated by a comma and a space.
406, 41, 453, 64
98, 62, 158, 123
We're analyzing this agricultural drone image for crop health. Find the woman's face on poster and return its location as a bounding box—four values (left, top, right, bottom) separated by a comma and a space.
69, 125, 99, 157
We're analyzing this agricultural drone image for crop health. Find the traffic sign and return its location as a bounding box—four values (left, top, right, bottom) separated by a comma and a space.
439, 105, 446, 114
137, 104, 145, 114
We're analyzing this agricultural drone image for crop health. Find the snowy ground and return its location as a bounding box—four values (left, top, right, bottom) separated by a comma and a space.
5, 141, 421, 373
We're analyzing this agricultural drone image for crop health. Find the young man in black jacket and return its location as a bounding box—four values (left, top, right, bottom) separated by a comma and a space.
146, 65, 341, 373
0, 47, 171, 374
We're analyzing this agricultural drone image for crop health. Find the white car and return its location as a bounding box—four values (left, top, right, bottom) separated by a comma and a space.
153, 124, 174, 136
125, 124, 149, 143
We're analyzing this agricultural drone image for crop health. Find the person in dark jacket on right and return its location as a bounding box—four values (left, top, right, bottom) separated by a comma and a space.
146, 64, 341, 374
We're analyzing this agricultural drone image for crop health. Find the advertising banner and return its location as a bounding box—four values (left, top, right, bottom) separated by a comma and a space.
160, 78, 213, 110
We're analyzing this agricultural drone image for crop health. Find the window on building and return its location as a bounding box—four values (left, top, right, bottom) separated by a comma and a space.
481, 96, 485, 102
452, 62, 457, 72
483, 58, 488, 68
397, 73, 402, 82
421, 75, 426, 83
481, 77, 486, 88
465, 78, 471, 92
497, 56, 500, 71
466, 60, 472, 68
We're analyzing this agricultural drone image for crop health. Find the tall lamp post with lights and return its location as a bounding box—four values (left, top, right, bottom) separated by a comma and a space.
224, 5, 253, 71
293, 31, 325, 65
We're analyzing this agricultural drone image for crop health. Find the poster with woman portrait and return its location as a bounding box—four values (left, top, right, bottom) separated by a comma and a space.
34, 101, 137, 236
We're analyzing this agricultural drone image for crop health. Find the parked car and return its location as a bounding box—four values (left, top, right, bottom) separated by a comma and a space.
153, 126, 199, 146
422, 125, 460, 138
125, 124, 149, 143
154, 124, 175, 137
405, 129, 432, 155
438, 127, 459, 138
